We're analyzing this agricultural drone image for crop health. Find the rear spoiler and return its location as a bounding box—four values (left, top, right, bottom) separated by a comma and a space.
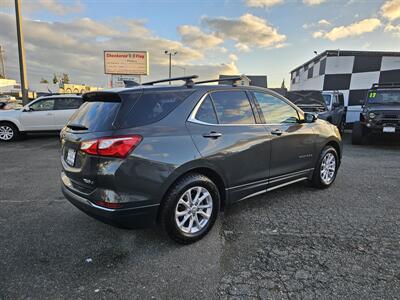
82, 91, 122, 103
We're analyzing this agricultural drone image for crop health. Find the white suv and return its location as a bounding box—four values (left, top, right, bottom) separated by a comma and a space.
0, 94, 82, 141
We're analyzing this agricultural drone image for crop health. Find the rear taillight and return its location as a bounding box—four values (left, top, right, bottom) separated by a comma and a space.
80, 135, 142, 158
95, 201, 123, 209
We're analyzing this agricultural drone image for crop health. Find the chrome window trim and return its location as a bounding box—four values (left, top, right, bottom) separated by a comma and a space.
188, 91, 302, 127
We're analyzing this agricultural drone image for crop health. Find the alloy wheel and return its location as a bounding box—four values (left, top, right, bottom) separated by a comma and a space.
320, 152, 336, 185
0, 126, 14, 141
175, 186, 213, 234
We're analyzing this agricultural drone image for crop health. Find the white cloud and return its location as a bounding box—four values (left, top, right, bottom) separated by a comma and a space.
312, 31, 324, 38
380, 0, 400, 21
318, 19, 331, 26
235, 43, 251, 52
1, 0, 84, 15
229, 53, 238, 61
303, 19, 331, 29
0, 13, 239, 87
313, 18, 381, 41
202, 13, 286, 50
245, 0, 284, 8
303, 0, 326, 6
37, 0, 84, 15
178, 25, 223, 49
385, 23, 400, 36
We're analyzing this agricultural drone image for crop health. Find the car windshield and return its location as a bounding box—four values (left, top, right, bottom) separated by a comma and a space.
323, 94, 331, 106
367, 90, 400, 104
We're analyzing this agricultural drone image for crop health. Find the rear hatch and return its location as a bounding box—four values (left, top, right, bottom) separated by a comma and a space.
61, 88, 194, 195
61, 92, 130, 194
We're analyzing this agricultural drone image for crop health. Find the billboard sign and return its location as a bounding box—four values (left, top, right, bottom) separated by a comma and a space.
104, 51, 149, 75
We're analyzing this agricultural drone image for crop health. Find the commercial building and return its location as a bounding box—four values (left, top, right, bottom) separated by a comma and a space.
219, 75, 268, 88
290, 50, 400, 123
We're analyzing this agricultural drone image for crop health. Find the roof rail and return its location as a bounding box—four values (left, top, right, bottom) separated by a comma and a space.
195, 76, 243, 86
371, 82, 400, 89
143, 75, 198, 86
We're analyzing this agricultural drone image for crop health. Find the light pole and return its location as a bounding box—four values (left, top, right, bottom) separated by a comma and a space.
164, 50, 178, 84
173, 65, 186, 76
15, 0, 29, 104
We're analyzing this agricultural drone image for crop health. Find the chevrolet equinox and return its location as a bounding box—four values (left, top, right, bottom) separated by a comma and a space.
60, 76, 342, 244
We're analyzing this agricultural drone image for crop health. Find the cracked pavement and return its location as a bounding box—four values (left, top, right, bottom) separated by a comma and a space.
0, 133, 399, 299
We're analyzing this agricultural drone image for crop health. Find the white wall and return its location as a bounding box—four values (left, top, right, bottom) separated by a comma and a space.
350, 72, 380, 90
381, 56, 400, 71
325, 56, 354, 74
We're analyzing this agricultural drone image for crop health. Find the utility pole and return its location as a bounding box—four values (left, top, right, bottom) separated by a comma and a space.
0, 46, 5, 78
164, 50, 178, 85
15, 0, 29, 104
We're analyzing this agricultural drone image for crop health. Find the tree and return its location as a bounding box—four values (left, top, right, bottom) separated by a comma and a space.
52, 73, 58, 84
62, 73, 70, 84
281, 79, 286, 89
40, 78, 49, 84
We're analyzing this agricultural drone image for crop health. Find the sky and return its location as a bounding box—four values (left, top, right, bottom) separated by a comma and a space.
0, 0, 399, 88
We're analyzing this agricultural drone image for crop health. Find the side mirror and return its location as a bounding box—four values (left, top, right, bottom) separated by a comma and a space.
22, 106, 31, 112
304, 112, 317, 123
332, 102, 340, 108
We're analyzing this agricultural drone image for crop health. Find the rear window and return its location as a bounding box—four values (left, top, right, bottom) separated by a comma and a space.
68, 101, 120, 132
119, 90, 193, 128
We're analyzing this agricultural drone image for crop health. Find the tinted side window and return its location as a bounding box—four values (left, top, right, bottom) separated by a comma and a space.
55, 98, 82, 110
196, 95, 218, 124
210, 91, 255, 124
29, 99, 55, 111
121, 90, 193, 128
254, 92, 299, 124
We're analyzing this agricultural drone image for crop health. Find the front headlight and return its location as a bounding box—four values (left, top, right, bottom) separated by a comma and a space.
369, 112, 376, 119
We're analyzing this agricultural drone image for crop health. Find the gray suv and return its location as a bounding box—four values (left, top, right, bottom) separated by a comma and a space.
60, 76, 342, 244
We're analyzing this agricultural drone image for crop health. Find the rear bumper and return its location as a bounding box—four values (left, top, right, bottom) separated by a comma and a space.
61, 184, 159, 229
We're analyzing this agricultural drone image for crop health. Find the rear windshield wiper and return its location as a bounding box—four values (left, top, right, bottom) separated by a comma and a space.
67, 123, 88, 130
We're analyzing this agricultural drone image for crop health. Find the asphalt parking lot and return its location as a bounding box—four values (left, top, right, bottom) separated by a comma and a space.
0, 134, 399, 299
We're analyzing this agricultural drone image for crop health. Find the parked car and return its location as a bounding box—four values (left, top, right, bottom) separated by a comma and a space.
285, 90, 346, 133
0, 94, 82, 141
60, 76, 342, 244
352, 83, 400, 144
322, 91, 347, 133
0, 101, 23, 110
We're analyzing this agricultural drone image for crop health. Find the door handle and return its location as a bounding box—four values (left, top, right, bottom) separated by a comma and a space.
202, 131, 222, 139
271, 129, 283, 136
46, 113, 53, 116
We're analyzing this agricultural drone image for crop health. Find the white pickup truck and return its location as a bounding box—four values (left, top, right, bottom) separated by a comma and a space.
0, 94, 82, 141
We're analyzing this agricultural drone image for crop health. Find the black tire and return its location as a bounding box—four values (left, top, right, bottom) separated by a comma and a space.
351, 122, 367, 145
309, 146, 339, 189
159, 173, 220, 244
0, 122, 20, 142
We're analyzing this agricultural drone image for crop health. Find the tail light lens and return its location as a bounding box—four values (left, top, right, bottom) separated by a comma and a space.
95, 201, 123, 209
80, 135, 142, 158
